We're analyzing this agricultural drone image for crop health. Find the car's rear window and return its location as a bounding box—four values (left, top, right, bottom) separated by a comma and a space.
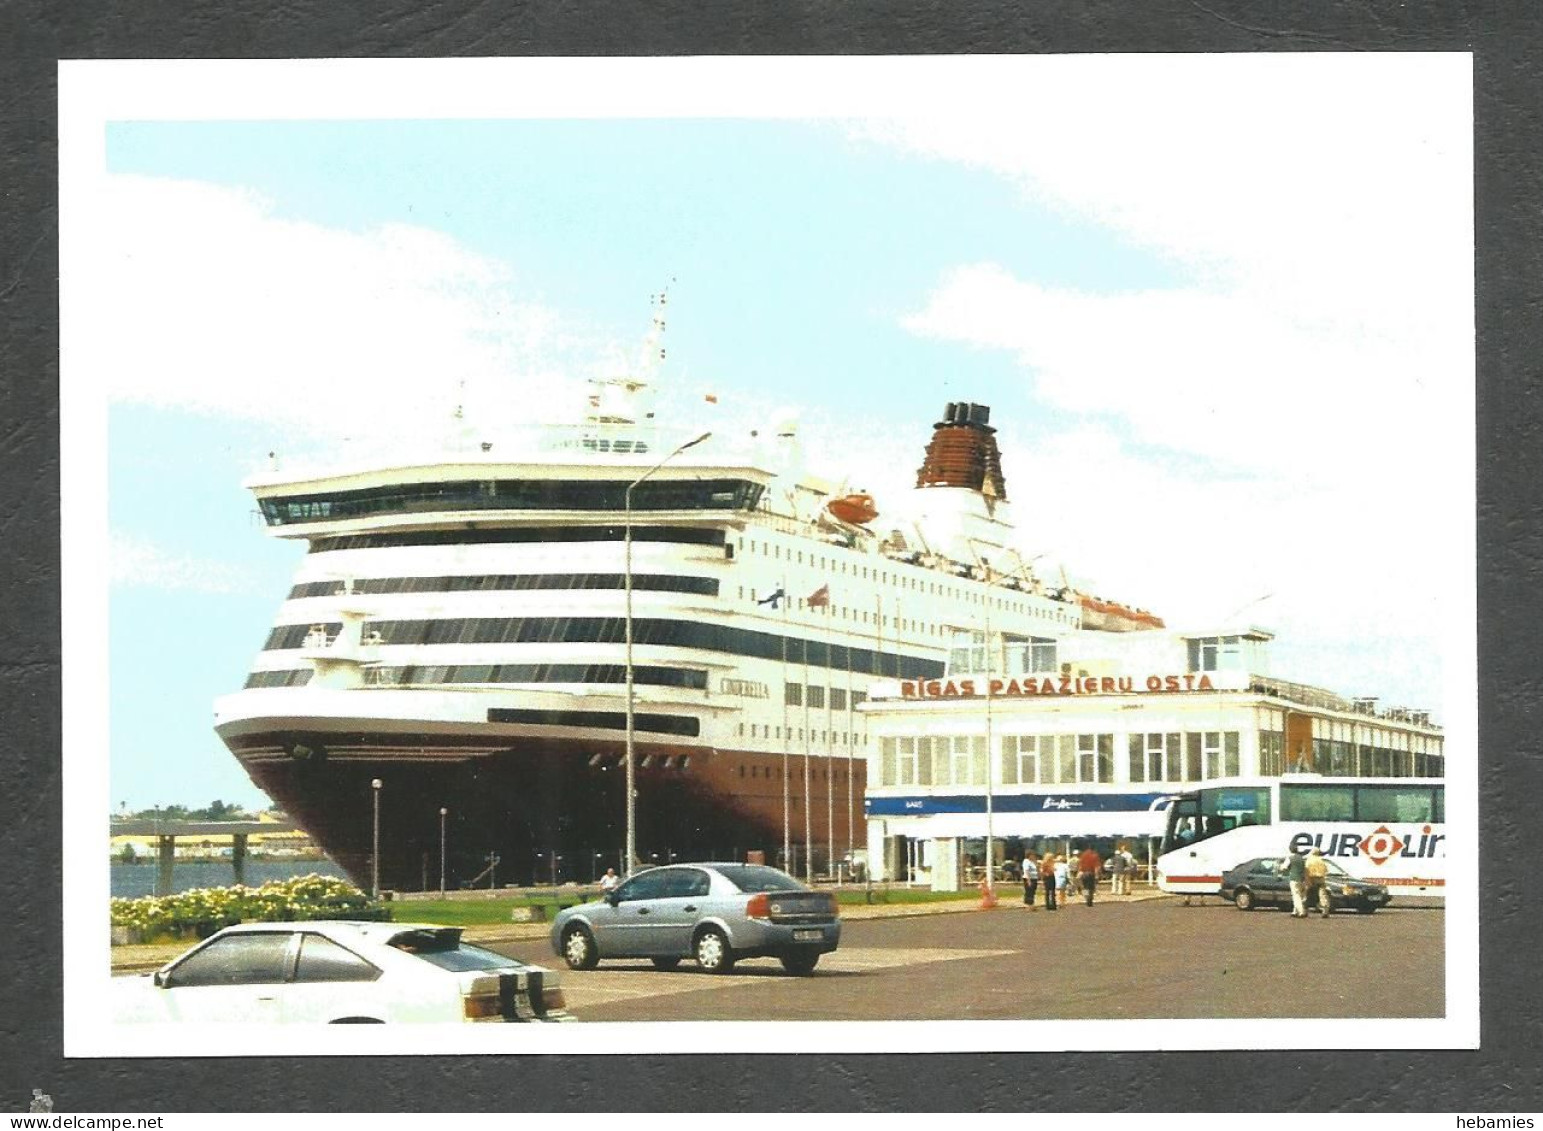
714, 865, 806, 893
387, 929, 518, 972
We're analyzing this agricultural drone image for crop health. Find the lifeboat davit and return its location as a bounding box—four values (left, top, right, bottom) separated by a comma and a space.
826, 492, 878, 525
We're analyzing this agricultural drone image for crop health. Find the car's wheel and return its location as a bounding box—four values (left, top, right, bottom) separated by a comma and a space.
779, 951, 820, 976
651, 956, 682, 970
1356, 904, 1378, 914
560, 925, 600, 970
1234, 889, 1255, 911
693, 927, 735, 974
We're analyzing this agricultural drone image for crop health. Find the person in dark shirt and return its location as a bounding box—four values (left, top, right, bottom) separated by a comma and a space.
1076, 845, 1102, 905
1284, 849, 1309, 918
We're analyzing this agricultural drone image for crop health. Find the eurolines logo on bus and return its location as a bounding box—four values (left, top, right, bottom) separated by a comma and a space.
1290, 824, 1446, 866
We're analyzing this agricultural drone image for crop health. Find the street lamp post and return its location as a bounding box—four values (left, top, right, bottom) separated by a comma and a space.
438, 807, 448, 896
370, 778, 383, 900
625, 430, 711, 876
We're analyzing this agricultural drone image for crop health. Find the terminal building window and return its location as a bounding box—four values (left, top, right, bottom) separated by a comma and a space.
1186, 635, 1263, 674
1127, 732, 1179, 784
1259, 730, 1285, 777
947, 630, 1057, 675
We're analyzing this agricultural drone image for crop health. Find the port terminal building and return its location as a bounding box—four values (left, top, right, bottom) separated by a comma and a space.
857, 624, 1445, 890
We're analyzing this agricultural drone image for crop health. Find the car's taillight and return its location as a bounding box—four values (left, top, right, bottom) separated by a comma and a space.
462, 976, 505, 1022
746, 892, 771, 920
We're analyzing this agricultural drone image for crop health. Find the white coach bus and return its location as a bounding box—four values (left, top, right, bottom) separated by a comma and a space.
1155, 776, 1445, 899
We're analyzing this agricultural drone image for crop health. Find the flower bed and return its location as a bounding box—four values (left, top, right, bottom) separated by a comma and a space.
110, 873, 388, 944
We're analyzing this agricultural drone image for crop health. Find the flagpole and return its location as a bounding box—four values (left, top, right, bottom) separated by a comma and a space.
983, 580, 996, 903
846, 626, 855, 873
825, 594, 834, 884
803, 611, 813, 885
781, 580, 791, 875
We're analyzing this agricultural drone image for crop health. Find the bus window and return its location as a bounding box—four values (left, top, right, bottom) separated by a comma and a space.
1280, 783, 1355, 822
1202, 786, 1271, 827
1355, 784, 1437, 823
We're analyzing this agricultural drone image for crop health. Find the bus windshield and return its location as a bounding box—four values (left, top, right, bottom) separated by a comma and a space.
1161, 785, 1271, 854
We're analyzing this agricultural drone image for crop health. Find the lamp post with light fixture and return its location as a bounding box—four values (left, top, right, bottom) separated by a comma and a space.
624, 430, 711, 876
370, 778, 383, 899
439, 807, 448, 896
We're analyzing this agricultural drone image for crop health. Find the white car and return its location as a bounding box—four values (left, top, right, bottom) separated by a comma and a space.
113, 920, 572, 1024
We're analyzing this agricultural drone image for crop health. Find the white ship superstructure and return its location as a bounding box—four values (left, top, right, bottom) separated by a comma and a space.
214, 315, 1158, 889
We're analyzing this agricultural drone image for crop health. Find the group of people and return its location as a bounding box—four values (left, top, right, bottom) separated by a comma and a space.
1285, 845, 1334, 918
1018, 843, 1138, 910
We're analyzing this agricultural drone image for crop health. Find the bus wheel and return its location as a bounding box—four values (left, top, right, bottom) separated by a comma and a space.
1234, 889, 1255, 912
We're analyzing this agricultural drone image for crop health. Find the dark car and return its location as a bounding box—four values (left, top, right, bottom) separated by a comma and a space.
1220, 856, 1392, 914
550, 862, 840, 975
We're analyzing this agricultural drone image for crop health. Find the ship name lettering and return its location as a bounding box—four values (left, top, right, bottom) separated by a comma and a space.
718, 678, 769, 699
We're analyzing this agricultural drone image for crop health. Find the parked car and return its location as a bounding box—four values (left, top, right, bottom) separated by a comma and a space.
551, 862, 840, 975
1219, 856, 1392, 914
113, 920, 572, 1023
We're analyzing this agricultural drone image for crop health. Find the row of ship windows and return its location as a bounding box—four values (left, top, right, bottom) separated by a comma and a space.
736, 536, 1076, 626
243, 664, 709, 691
263, 479, 766, 526
784, 684, 870, 711
741, 585, 950, 639
736, 723, 871, 747
486, 707, 699, 737
289, 574, 718, 600
308, 526, 729, 553
264, 618, 947, 680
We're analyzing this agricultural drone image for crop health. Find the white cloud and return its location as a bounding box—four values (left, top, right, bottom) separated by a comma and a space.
863, 53, 1472, 490
859, 55, 1472, 714
110, 531, 255, 594
902, 263, 1454, 495
94, 175, 613, 450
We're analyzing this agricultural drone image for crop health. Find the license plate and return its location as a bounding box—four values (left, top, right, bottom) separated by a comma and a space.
793, 929, 823, 942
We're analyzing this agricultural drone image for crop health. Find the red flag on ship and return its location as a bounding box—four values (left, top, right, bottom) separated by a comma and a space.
807, 584, 830, 608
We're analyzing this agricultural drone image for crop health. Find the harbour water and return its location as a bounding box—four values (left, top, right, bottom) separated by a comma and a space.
110, 858, 350, 899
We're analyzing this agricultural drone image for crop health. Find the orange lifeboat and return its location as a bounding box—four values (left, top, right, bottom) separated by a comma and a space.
826, 492, 878, 525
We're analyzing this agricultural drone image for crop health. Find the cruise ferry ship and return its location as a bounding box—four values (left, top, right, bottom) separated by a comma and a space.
213, 313, 1160, 890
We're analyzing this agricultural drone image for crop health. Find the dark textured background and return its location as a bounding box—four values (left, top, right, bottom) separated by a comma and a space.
1, 0, 1538, 1113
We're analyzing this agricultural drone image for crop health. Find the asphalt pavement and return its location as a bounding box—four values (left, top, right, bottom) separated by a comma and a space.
481, 893, 1444, 1022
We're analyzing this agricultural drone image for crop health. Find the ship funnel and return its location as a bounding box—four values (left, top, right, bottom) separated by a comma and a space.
915, 401, 1008, 499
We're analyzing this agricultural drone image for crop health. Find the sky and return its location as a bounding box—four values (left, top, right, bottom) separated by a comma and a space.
67, 55, 1475, 814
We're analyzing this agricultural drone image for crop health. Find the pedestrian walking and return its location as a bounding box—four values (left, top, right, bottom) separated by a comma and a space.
1303, 846, 1332, 918
1042, 853, 1060, 911
1284, 849, 1308, 917
1052, 854, 1070, 910
1022, 852, 1039, 908
1077, 843, 1102, 905
1110, 842, 1131, 896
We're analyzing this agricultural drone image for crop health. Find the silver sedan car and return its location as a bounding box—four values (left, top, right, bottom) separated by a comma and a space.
551, 863, 841, 975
